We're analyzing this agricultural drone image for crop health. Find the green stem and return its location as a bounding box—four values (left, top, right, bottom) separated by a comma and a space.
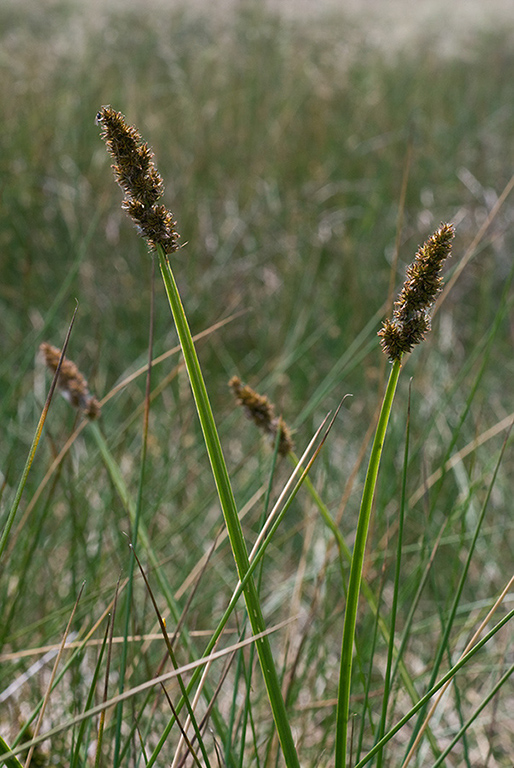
0, 736, 24, 768
335, 358, 402, 767
296, 459, 434, 733
156, 247, 300, 768
375, 383, 411, 768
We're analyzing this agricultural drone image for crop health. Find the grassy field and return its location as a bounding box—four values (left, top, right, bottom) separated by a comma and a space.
1, 2, 513, 766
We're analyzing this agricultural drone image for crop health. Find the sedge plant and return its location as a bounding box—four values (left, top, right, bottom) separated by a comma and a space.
334, 223, 455, 767
96, 105, 302, 768
228, 227, 458, 767
95, 106, 463, 767
229, 228, 456, 767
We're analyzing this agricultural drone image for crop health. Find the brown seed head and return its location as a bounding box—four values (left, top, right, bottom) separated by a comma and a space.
96, 105, 179, 255
40, 343, 101, 419
229, 376, 294, 456
378, 223, 454, 362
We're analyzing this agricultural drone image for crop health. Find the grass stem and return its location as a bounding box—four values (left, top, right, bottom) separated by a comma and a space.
335, 358, 401, 767
156, 246, 301, 768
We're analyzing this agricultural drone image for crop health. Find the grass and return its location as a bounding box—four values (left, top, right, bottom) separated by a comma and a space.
1, 2, 514, 766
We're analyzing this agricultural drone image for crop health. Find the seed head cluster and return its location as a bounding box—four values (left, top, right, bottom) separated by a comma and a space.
40, 343, 101, 420
229, 376, 294, 457
378, 223, 455, 362
96, 106, 179, 254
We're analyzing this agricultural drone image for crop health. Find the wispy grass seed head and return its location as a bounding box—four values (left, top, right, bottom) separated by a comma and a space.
40, 343, 101, 420
379, 222, 455, 362
229, 376, 294, 456
96, 105, 179, 255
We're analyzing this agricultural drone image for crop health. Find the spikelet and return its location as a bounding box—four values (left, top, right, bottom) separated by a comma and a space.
96, 105, 179, 255
378, 223, 454, 362
40, 343, 101, 419
229, 376, 294, 456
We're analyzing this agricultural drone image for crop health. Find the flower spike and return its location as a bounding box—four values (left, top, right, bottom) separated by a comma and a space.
229, 376, 294, 456
378, 223, 455, 362
96, 105, 179, 255
40, 343, 101, 419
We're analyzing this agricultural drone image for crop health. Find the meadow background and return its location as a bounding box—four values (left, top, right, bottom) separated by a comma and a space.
1, 0, 513, 765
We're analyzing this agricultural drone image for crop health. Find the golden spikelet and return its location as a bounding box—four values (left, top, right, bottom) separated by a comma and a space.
96, 105, 179, 255
229, 376, 294, 456
378, 223, 454, 362
40, 343, 100, 420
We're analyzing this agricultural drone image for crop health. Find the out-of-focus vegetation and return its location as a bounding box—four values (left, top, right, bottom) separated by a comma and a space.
0, 2, 513, 765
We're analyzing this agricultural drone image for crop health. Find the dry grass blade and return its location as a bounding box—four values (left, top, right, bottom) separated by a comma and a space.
401, 574, 514, 767
1, 619, 295, 762
24, 581, 85, 768
94, 579, 120, 768
409, 412, 514, 506
0, 306, 78, 561
434, 172, 514, 314
103, 310, 245, 405
248, 401, 347, 565
160, 684, 203, 768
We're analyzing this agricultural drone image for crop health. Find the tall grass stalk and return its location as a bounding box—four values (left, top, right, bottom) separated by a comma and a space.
95, 104, 304, 764
156, 245, 301, 767
374, 383, 411, 768
335, 222, 455, 766
334, 358, 401, 767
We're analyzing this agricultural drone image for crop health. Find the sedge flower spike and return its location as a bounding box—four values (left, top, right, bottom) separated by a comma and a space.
229, 376, 294, 456
378, 222, 455, 362
96, 105, 179, 254
40, 343, 101, 419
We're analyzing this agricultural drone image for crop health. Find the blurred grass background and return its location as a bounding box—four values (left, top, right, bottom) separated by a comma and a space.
1, 0, 513, 764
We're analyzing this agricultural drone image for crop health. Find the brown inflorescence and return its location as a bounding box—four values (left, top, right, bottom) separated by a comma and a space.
378, 223, 455, 362
40, 343, 101, 419
229, 376, 294, 457
96, 105, 179, 255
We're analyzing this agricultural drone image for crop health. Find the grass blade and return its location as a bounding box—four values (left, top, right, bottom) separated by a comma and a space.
0, 307, 78, 561
156, 245, 301, 768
